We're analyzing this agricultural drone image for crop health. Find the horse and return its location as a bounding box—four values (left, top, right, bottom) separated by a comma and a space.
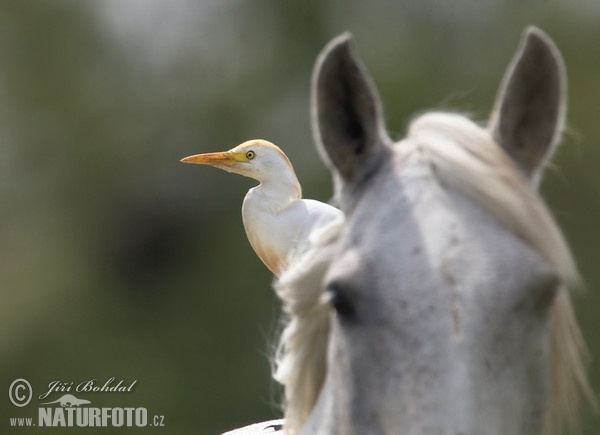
271, 27, 592, 435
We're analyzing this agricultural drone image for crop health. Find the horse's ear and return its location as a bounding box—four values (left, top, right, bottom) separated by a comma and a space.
488, 27, 566, 188
312, 33, 389, 189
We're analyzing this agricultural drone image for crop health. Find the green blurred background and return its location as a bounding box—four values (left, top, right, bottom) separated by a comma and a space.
1, 1, 598, 434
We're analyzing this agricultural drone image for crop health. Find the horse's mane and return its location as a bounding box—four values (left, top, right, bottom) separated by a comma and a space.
274, 220, 342, 432
274, 111, 591, 435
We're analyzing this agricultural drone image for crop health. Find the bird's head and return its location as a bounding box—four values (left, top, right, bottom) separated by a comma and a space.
181, 139, 298, 183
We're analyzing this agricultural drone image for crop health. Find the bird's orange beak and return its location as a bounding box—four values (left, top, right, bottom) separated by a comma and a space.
180, 151, 242, 167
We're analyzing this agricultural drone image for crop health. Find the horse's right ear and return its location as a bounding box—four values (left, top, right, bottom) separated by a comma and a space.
488, 27, 566, 188
311, 33, 389, 190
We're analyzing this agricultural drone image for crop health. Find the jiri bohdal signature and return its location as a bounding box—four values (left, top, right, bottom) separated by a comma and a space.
39, 378, 137, 400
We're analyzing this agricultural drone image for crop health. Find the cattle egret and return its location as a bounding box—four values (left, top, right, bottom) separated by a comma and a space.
181, 139, 343, 276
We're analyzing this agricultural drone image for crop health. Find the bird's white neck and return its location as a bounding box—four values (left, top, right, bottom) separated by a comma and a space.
252, 172, 302, 208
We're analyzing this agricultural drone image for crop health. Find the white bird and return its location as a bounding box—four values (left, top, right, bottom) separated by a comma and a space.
181, 139, 343, 276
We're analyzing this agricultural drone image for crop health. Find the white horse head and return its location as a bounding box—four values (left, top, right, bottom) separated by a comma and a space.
274, 27, 591, 435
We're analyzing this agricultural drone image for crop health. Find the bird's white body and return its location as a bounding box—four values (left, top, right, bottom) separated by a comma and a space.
243, 187, 342, 275
182, 139, 343, 275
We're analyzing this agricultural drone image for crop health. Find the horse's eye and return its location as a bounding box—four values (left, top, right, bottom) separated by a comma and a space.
325, 285, 357, 321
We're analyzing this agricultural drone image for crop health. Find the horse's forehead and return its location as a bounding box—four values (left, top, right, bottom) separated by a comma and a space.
343, 147, 444, 243
334, 152, 551, 290
333, 158, 449, 281
327, 151, 558, 366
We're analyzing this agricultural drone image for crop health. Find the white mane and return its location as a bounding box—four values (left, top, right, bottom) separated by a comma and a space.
274, 220, 342, 432
273, 112, 591, 435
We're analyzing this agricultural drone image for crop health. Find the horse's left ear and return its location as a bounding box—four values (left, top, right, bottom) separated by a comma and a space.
488, 27, 566, 188
311, 33, 389, 192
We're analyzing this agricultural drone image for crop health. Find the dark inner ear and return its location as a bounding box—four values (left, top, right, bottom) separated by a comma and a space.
488, 27, 566, 187
319, 52, 370, 155
312, 33, 388, 185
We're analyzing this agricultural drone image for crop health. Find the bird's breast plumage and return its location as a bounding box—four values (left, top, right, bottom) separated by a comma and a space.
242, 190, 297, 275
242, 187, 342, 276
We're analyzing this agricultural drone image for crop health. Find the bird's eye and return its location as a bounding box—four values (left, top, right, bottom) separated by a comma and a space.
246, 150, 256, 160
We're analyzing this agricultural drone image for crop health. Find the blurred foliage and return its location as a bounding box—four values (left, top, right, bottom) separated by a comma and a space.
0, 1, 599, 434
